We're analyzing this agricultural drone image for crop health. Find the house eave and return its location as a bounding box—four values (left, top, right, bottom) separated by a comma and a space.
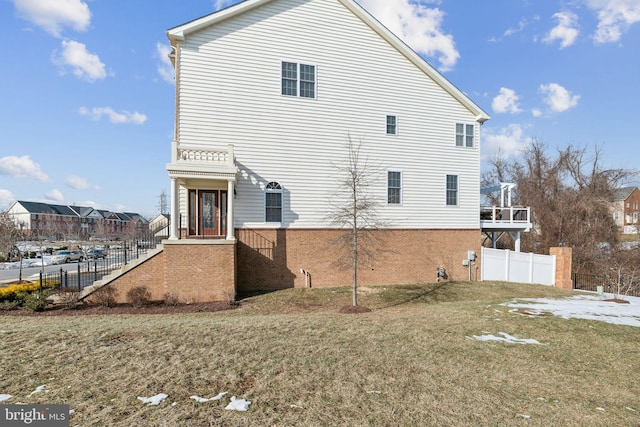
166, 163, 237, 181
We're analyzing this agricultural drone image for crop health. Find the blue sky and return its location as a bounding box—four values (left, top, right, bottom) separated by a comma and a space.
1, 0, 639, 218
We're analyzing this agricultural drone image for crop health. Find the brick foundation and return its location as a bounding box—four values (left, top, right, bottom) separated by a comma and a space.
95, 240, 236, 304
94, 228, 480, 302
236, 228, 481, 291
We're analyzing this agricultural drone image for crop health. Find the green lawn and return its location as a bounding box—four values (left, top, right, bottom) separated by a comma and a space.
1, 282, 639, 426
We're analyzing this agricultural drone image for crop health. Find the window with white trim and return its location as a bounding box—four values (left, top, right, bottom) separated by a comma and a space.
386, 115, 397, 135
281, 62, 315, 98
456, 123, 475, 147
387, 171, 402, 204
265, 181, 283, 222
446, 175, 458, 206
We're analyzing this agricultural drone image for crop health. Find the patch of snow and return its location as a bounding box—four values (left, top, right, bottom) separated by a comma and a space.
225, 396, 251, 411
469, 332, 543, 345
517, 414, 531, 419
627, 407, 636, 412
137, 393, 168, 406
290, 404, 304, 409
596, 407, 605, 411
29, 385, 46, 396
502, 294, 640, 327
190, 392, 227, 403
0, 394, 12, 402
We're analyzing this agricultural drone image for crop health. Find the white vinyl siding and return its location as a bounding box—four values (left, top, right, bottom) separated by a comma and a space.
176, 0, 482, 230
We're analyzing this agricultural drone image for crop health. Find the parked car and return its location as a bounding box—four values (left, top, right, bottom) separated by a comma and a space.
87, 249, 107, 259
50, 250, 84, 264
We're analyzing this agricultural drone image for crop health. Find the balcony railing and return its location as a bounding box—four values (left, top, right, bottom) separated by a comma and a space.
480, 206, 531, 225
171, 142, 235, 167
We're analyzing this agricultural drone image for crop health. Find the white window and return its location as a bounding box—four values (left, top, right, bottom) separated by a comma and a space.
281, 62, 315, 98
386, 115, 398, 135
265, 182, 283, 223
456, 123, 475, 147
387, 171, 402, 204
446, 175, 458, 206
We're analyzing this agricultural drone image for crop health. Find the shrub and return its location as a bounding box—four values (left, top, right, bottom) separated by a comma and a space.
0, 300, 21, 311
56, 287, 81, 310
89, 286, 118, 307
22, 290, 52, 312
164, 292, 179, 307
127, 286, 151, 308
0, 281, 58, 302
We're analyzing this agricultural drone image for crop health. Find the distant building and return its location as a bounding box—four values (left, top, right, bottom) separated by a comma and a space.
6, 201, 148, 240
611, 187, 640, 233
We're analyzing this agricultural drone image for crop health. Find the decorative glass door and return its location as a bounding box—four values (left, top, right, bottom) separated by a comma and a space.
188, 189, 228, 237
200, 191, 218, 236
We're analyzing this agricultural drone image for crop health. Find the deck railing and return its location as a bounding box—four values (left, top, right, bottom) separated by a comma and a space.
480, 206, 530, 224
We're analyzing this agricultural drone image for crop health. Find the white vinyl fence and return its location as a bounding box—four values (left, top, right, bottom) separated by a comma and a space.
481, 247, 556, 286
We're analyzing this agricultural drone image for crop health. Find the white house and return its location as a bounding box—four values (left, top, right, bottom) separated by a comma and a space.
164, 0, 490, 293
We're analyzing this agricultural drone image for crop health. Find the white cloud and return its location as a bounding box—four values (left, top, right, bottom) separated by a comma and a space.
492, 88, 523, 114
482, 124, 530, 160
587, 0, 640, 43
0, 155, 50, 182
53, 40, 107, 82
214, 0, 236, 10
539, 83, 580, 112
0, 190, 16, 210
66, 175, 99, 190
45, 189, 64, 202
357, 0, 460, 71
543, 11, 580, 48
13, 0, 91, 37
79, 107, 147, 124
504, 19, 528, 37
532, 108, 543, 117
155, 42, 175, 84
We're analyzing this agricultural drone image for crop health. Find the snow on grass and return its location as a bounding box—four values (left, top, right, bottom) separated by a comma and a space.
190, 392, 227, 403
225, 396, 251, 411
0, 394, 12, 402
28, 385, 46, 396
501, 294, 640, 327
469, 332, 543, 345
137, 393, 168, 405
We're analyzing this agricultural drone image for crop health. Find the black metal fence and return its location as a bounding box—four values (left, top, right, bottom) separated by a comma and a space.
38, 224, 168, 292
573, 272, 640, 297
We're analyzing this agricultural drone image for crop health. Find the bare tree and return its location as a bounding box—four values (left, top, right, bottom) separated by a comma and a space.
327, 136, 383, 306
158, 189, 169, 215
0, 211, 23, 281
604, 245, 640, 299
482, 140, 636, 272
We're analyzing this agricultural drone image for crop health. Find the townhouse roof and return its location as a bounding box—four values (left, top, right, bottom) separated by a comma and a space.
613, 186, 638, 201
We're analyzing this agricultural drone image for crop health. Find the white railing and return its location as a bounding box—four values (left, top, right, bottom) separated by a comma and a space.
480, 206, 530, 224
172, 141, 235, 167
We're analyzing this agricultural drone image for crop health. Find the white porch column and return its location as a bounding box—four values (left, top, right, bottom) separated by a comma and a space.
169, 177, 179, 240
226, 180, 235, 240
513, 231, 521, 252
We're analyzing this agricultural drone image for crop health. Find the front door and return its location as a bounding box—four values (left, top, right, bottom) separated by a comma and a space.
200, 191, 218, 236
189, 189, 227, 237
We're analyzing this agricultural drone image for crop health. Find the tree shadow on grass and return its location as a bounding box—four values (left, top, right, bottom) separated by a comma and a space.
376, 282, 459, 309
